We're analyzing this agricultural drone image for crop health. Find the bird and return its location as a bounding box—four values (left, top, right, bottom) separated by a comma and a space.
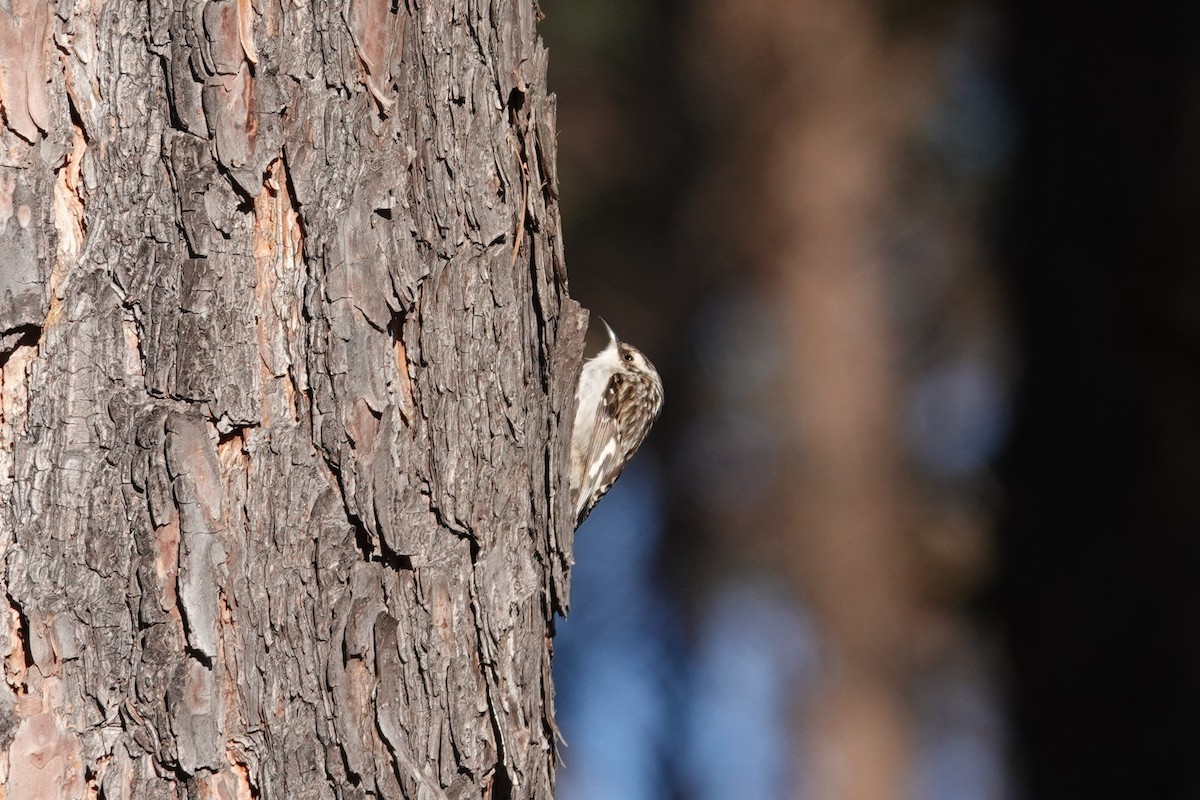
570, 320, 664, 527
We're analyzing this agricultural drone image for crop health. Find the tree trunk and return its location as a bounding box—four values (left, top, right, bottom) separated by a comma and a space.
684, 1, 949, 797
0, 1, 583, 797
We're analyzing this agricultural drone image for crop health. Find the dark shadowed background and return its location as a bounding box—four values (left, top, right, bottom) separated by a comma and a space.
541, 1, 1200, 798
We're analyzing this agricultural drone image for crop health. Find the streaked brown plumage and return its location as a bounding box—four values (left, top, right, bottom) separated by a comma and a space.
570, 322, 663, 526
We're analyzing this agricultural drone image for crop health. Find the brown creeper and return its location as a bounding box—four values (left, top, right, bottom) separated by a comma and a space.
569, 320, 664, 526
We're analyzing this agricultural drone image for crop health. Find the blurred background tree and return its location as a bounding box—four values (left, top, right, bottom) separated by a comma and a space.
544, 0, 1200, 798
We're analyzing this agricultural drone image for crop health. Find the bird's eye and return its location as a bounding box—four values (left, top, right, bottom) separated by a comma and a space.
624, 353, 634, 363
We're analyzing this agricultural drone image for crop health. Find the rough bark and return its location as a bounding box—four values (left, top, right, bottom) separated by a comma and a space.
0, 0, 583, 797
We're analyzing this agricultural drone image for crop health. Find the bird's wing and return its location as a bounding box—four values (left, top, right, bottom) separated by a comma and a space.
573, 373, 626, 525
